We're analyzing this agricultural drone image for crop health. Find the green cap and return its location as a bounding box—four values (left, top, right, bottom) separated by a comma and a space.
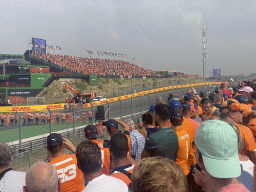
195, 120, 241, 178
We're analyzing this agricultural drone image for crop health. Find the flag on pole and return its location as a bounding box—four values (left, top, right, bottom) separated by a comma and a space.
56, 46, 62, 50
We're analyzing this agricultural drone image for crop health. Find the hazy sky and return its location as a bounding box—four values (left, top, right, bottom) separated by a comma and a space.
1, 0, 256, 77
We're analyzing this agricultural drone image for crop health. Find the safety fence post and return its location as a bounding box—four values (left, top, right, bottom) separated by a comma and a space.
16, 111, 21, 151
47, 107, 52, 134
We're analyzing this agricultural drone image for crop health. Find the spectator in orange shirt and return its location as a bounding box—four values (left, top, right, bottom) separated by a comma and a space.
23, 112, 27, 125
220, 99, 256, 165
84, 125, 110, 175
81, 111, 86, 123
46, 133, 84, 192
41, 112, 46, 125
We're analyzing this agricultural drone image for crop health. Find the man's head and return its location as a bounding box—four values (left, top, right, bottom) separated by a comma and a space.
0, 144, 12, 169
24, 162, 60, 192
221, 82, 227, 89
46, 133, 64, 154
84, 125, 98, 140
169, 99, 182, 110
104, 119, 119, 136
142, 112, 153, 126
154, 104, 171, 124
239, 86, 253, 98
203, 99, 213, 115
195, 120, 241, 178
109, 133, 129, 160
124, 119, 135, 131
76, 140, 102, 176
170, 108, 183, 127
181, 103, 192, 118
234, 94, 248, 104
214, 94, 222, 105
131, 157, 188, 192
220, 99, 249, 124
184, 93, 193, 103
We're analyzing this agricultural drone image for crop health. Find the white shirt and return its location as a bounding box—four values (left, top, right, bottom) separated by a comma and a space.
237, 159, 254, 192
0, 170, 26, 192
82, 174, 128, 192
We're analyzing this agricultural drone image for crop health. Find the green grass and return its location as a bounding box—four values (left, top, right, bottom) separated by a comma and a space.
0, 122, 87, 143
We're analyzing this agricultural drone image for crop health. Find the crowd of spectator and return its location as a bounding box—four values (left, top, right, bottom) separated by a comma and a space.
2, 79, 256, 191
33, 53, 158, 77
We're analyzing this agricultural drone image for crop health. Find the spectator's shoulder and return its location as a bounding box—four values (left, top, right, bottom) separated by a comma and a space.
123, 130, 130, 136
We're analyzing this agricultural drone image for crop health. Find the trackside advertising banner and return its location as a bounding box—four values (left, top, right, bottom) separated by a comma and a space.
0, 103, 65, 113
82, 82, 225, 109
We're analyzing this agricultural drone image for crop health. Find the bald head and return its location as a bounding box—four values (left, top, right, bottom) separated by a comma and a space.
24, 162, 59, 192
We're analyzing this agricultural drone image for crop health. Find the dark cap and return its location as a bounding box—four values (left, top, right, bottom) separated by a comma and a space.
234, 94, 248, 104
182, 103, 192, 111
184, 93, 194, 101
84, 125, 98, 140
47, 133, 63, 148
169, 99, 182, 110
170, 108, 183, 121
105, 119, 118, 132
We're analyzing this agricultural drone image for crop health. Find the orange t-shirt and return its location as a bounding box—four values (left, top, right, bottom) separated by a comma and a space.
236, 123, 256, 158
182, 118, 196, 166
174, 126, 191, 176
110, 164, 135, 186
91, 140, 111, 175
50, 154, 84, 192
124, 133, 131, 155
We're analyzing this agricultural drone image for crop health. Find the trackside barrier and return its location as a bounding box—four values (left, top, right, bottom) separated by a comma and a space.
82, 82, 227, 109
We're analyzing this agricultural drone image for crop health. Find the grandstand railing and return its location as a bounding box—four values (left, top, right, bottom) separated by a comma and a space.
6, 84, 219, 171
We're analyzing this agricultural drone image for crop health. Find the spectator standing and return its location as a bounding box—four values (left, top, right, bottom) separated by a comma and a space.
84, 125, 110, 175
35, 111, 40, 125
141, 104, 179, 161
46, 133, 84, 192
0, 144, 25, 192
220, 100, 256, 165
131, 157, 188, 192
141, 112, 159, 137
125, 119, 145, 162
193, 120, 249, 191
202, 99, 218, 121
81, 111, 86, 123
221, 82, 231, 98
110, 133, 135, 186
23, 162, 60, 192
76, 140, 128, 192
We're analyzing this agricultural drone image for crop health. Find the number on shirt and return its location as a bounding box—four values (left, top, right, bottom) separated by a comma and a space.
57, 164, 77, 183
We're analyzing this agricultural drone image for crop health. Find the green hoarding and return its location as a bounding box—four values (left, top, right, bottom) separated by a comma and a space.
89, 75, 98, 86
30, 73, 51, 88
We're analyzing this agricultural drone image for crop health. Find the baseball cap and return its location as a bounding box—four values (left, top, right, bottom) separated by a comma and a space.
234, 94, 248, 104
149, 105, 155, 112
221, 82, 226, 87
169, 99, 182, 109
170, 108, 183, 121
84, 125, 98, 140
195, 120, 241, 178
239, 86, 253, 93
184, 93, 194, 101
200, 92, 206, 98
220, 99, 240, 113
104, 119, 118, 132
182, 103, 192, 111
47, 133, 63, 148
